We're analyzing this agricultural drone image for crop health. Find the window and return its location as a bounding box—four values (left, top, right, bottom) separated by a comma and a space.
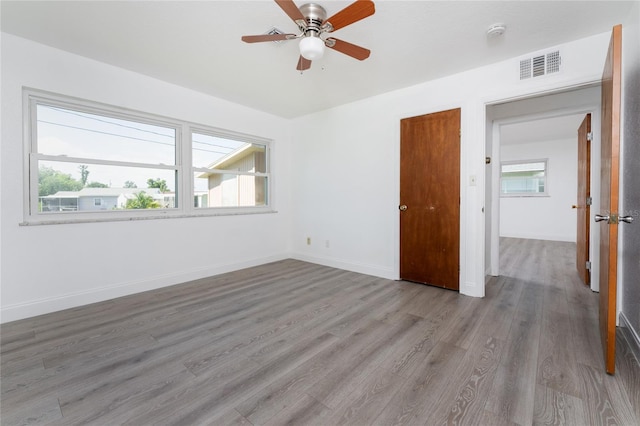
192, 131, 268, 208
24, 90, 272, 224
500, 160, 548, 196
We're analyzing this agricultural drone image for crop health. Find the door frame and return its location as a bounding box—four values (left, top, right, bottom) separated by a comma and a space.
486, 93, 602, 293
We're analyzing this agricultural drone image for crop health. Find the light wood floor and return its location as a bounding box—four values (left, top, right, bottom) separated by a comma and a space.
1, 238, 639, 425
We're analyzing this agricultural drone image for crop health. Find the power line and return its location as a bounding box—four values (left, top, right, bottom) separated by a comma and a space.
192, 139, 236, 150
38, 119, 175, 146
38, 120, 231, 156
48, 106, 175, 139
193, 147, 230, 154
47, 106, 241, 151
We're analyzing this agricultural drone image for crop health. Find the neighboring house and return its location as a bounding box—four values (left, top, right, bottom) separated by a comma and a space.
39, 190, 81, 212
193, 191, 209, 208
197, 144, 266, 207
40, 188, 166, 212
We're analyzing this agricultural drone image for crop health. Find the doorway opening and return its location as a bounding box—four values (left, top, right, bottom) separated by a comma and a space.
485, 85, 602, 292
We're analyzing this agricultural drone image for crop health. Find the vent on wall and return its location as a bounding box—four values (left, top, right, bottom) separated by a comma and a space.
520, 51, 561, 80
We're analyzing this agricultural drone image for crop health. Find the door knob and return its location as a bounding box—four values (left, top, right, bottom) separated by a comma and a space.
399, 205, 408, 211
596, 213, 634, 224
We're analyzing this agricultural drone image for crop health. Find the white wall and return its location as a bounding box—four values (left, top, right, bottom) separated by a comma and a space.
620, 2, 640, 344
500, 139, 577, 242
290, 32, 611, 298
0, 34, 293, 322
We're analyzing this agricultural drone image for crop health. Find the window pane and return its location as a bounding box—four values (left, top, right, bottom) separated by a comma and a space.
194, 172, 267, 208
37, 105, 175, 165
38, 160, 177, 212
500, 161, 547, 195
192, 132, 266, 172
501, 162, 545, 173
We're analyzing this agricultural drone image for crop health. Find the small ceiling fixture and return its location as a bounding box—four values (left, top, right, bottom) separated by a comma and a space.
487, 23, 507, 37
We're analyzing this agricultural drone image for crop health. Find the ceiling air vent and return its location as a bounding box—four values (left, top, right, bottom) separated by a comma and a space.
520, 50, 561, 80
266, 27, 285, 43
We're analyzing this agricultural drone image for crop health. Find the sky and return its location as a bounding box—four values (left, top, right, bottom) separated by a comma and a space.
37, 104, 254, 193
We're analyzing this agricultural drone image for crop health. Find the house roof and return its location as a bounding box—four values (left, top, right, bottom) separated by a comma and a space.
78, 188, 162, 197
43, 188, 162, 198
1, 1, 634, 118
198, 143, 262, 178
41, 191, 79, 199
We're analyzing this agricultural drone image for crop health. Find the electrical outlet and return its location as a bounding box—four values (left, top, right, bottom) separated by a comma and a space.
306, 237, 311, 245
325, 240, 330, 248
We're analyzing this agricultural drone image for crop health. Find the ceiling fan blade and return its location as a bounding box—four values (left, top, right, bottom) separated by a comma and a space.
326, 38, 370, 60
275, 0, 306, 24
241, 33, 297, 43
296, 56, 312, 71
324, 0, 375, 32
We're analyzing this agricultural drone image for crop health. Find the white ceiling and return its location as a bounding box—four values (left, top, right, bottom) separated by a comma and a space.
500, 114, 586, 145
1, 1, 634, 118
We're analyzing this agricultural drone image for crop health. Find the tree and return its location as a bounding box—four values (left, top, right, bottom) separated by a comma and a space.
124, 180, 137, 188
147, 178, 169, 193
125, 191, 161, 209
79, 165, 89, 186
86, 181, 109, 188
39, 166, 83, 196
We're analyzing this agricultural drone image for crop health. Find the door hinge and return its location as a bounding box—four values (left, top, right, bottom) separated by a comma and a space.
587, 132, 593, 141
586, 197, 593, 206
586, 261, 592, 270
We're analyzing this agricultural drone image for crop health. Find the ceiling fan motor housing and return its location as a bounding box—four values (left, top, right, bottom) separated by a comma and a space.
299, 3, 328, 35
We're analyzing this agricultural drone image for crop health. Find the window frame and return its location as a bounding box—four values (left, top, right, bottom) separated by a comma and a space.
190, 127, 270, 210
23, 88, 274, 225
499, 159, 549, 197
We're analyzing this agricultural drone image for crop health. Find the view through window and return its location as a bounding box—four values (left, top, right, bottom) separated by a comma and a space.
26, 90, 272, 222
500, 160, 548, 196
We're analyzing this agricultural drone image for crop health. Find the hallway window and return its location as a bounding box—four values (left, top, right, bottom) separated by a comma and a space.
500, 160, 548, 196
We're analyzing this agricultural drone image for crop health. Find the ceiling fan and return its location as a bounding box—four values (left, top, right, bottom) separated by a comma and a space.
241, 0, 375, 71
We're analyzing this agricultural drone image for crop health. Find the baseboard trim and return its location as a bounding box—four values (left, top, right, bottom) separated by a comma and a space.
290, 252, 396, 280
0, 253, 289, 324
619, 312, 640, 364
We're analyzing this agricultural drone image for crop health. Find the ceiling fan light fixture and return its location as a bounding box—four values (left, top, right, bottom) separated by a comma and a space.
299, 35, 325, 60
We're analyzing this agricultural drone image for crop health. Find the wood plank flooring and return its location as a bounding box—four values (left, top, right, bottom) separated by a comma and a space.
1, 238, 639, 425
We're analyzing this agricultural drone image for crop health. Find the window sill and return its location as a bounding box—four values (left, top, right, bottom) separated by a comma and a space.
500, 194, 550, 198
20, 208, 278, 226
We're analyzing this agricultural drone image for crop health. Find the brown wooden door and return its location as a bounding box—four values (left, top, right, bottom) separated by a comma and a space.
576, 114, 591, 285
599, 24, 622, 375
400, 108, 460, 290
